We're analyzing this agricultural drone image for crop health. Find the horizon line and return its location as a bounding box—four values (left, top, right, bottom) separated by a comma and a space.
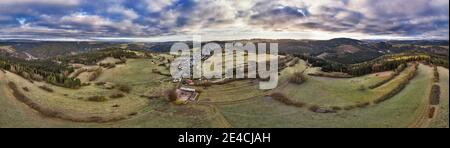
0, 36, 448, 42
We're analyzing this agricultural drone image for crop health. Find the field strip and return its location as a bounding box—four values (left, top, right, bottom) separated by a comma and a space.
408, 65, 434, 128
407, 97, 431, 128
219, 106, 303, 118
5, 81, 141, 123
198, 94, 266, 105
408, 67, 439, 128
266, 63, 421, 113
208, 105, 233, 128
369, 66, 406, 89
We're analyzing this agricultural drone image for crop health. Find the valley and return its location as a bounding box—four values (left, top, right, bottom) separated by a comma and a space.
0, 39, 448, 128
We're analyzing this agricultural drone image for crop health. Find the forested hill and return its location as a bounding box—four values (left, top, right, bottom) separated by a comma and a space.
1, 39, 448, 65
143, 38, 448, 64
0, 48, 137, 89
0, 41, 123, 59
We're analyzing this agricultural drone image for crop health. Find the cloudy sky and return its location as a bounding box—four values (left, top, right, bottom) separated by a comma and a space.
0, 0, 448, 41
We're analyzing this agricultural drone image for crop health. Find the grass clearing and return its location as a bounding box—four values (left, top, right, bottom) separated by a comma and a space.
277, 64, 415, 107
0, 58, 228, 127
430, 67, 449, 128
193, 79, 265, 103
216, 64, 434, 127
0, 58, 446, 127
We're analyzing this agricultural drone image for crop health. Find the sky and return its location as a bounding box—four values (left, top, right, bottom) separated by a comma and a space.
0, 0, 448, 41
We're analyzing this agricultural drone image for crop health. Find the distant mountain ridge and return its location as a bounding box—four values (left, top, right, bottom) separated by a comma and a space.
1, 38, 448, 64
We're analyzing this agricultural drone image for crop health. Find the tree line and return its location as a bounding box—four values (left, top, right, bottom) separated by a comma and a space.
0, 54, 81, 88
294, 51, 448, 76
1, 48, 138, 89
55, 48, 138, 65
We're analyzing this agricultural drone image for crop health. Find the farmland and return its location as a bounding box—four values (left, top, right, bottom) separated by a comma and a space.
1, 54, 447, 127
0, 40, 448, 128
0, 58, 227, 127
216, 64, 437, 127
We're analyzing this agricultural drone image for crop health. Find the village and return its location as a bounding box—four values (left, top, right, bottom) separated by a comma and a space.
167, 49, 294, 104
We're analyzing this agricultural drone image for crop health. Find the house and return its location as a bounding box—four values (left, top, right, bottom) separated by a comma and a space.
183, 79, 195, 85
175, 87, 199, 104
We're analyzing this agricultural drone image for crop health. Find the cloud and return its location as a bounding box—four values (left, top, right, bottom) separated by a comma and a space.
107, 5, 139, 20
0, 0, 448, 40
60, 13, 112, 27
244, 0, 449, 39
0, 0, 82, 6
58, 12, 148, 36
0, 16, 11, 21
16, 18, 27, 26
144, 0, 177, 13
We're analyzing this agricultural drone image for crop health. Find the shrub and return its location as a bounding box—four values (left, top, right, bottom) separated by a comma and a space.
428, 107, 436, 118
22, 87, 29, 92
152, 69, 160, 74
355, 102, 370, 108
31, 73, 44, 81
308, 73, 353, 78
165, 88, 178, 102
116, 58, 127, 64
433, 66, 439, 82
20, 71, 30, 79
38, 85, 54, 93
343, 105, 356, 110
88, 96, 107, 102
151, 69, 171, 76
110, 93, 125, 99
174, 99, 187, 105
270, 93, 305, 108
289, 72, 306, 84
331, 106, 342, 111
140, 95, 159, 100
196, 89, 203, 94
118, 85, 131, 93
95, 82, 106, 85
103, 83, 115, 89
308, 105, 320, 112
394, 64, 407, 73
429, 85, 440, 105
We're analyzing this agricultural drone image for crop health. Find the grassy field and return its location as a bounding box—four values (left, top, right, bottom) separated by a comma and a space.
0, 57, 447, 127
216, 64, 436, 128
274, 63, 417, 107
192, 80, 266, 103
191, 58, 305, 103
430, 67, 449, 128
0, 58, 228, 127
0, 60, 152, 123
